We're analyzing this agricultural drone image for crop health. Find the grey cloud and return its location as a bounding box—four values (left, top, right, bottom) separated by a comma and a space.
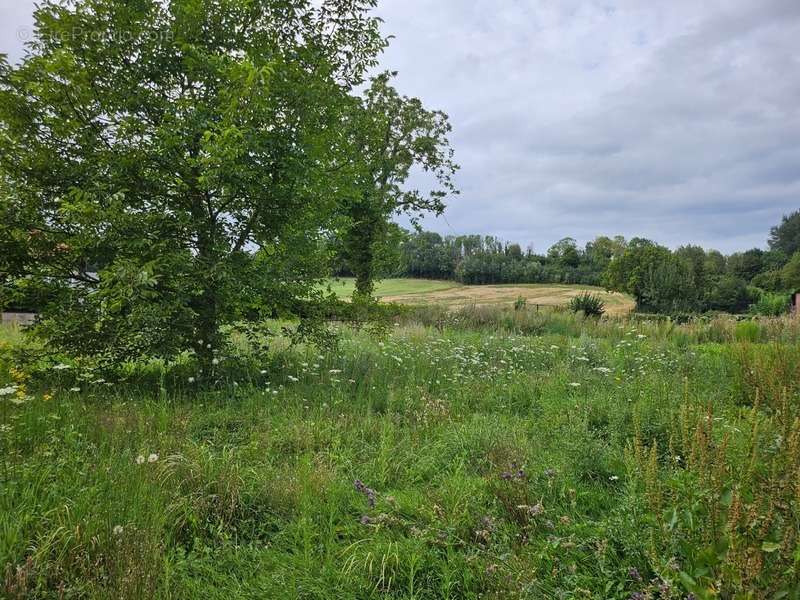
379, 0, 800, 252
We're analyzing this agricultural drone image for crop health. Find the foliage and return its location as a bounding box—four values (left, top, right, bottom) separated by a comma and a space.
748, 290, 789, 316
704, 275, 754, 313
0, 0, 385, 373
769, 208, 800, 257
568, 292, 606, 318
604, 239, 696, 313
781, 251, 800, 291
337, 72, 458, 299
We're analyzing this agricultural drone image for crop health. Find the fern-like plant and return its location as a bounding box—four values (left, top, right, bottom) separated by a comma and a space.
569, 292, 606, 318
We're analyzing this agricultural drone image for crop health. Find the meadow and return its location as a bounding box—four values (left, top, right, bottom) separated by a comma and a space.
2, 306, 800, 599
326, 278, 459, 300
328, 278, 635, 315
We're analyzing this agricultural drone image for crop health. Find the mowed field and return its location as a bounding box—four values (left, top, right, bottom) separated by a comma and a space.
329, 278, 635, 315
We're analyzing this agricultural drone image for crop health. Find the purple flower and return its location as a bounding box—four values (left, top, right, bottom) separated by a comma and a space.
354, 479, 376, 507
629, 593, 645, 600
628, 567, 642, 582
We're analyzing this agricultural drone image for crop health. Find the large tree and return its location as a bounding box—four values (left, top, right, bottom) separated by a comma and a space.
769, 209, 800, 257
604, 238, 701, 313
337, 72, 458, 299
0, 0, 385, 371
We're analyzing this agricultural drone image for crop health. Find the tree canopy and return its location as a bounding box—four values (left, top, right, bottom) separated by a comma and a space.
337, 71, 458, 299
0, 0, 386, 371
769, 209, 800, 257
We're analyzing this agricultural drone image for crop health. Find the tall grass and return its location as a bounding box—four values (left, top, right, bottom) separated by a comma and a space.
1, 314, 798, 598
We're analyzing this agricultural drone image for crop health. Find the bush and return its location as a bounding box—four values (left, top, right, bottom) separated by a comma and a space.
705, 276, 753, 313
748, 291, 789, 316
568, 293, 605, 318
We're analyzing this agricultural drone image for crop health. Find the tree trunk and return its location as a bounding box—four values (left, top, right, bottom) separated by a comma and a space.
193, 216, 220, 378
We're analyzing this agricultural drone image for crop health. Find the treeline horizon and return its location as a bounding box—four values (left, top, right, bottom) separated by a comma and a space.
331, 209, 800, 315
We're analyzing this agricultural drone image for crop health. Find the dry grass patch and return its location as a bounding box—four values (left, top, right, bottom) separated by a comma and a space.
383, 283, 634, 315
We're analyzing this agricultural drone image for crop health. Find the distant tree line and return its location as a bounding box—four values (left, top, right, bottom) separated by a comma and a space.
331, 209, 800, 315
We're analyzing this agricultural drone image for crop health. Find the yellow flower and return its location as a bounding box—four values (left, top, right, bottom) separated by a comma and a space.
43, 393, 53, 402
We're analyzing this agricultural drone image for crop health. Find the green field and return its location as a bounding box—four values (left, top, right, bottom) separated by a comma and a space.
326, 277, 459, 298
2, 310, 799, 598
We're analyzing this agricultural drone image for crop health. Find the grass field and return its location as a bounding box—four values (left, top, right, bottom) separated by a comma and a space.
326, 277, 459, 299
328, 278, 635, 315
2, 311, 800, 598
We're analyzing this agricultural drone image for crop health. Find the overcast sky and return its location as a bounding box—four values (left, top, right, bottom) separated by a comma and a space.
3, 1, 800, 253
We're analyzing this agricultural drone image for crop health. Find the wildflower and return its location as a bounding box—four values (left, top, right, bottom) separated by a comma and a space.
628, 567, 642, 581
212, 358, 219, 366
354, 479, 376, 507
188, 377, 195, 384
42, 393, 53, 402
287, 375, 299, 383
69, 387, 81, 393
113, 525, 124, 536
148, 453, 159, 463
53, 363, 71, 370
0, 386, 17, 396
136, 455, 146, 465
260, 370, 267, 375
568, 382, 581, 388
517, 503, 544, 516
609, 475, 619, 481
359, 515, 374, 525
329, 369, 342, 374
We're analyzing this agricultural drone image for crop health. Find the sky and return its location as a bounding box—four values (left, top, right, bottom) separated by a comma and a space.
2, 1, 800, 253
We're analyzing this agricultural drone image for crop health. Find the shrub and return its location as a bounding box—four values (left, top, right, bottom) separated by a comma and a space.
568, 293, 605, 318
748, 291, 789, 316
